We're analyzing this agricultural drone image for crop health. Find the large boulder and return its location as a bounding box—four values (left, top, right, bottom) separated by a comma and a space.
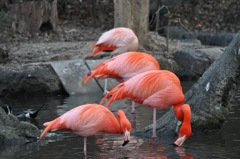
0, 63, 66, 98
173, 47, 223, 79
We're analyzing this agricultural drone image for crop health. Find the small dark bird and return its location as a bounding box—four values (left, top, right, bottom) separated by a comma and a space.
16, 105, 45, 121
1, 104, 12, 115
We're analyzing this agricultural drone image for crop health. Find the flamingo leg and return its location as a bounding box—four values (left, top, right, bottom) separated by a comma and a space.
84, 137, 87, 157
131, 101, 135, 114
103, 79, 108, 95
152, 108, 157, 138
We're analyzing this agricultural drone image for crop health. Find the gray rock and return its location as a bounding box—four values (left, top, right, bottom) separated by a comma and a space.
0, 63, 66, 98
0, 107, 40, 146
173, 47, 223, 79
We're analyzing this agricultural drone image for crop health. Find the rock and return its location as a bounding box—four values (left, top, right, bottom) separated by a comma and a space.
51, 59, 119, 95
0, 107, 40, 146
173, 47, 223, 79
167, 27, 235, 46
0, 63, 66, 98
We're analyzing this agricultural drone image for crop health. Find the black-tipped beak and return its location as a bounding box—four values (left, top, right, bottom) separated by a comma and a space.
170, 143, 178, 147
122, 140, 129, 146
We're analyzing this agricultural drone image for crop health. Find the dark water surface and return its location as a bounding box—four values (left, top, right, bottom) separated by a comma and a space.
1, 81, 240, 159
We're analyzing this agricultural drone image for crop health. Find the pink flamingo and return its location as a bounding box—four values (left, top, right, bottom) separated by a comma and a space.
82, 51, 160, 113
100, 70, 192, 146
88, 27, 138, 57
39, 104, 132, 155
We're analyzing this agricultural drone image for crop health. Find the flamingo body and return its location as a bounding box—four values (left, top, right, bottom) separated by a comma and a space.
101, 70, 184, 110
83, 52, 160, 84
100, 70, 192, 146
40, 104, 132, 152
89, 27, 138, 57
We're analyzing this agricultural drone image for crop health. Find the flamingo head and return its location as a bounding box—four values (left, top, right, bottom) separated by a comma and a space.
174, 135, 186, 146
116, 110, 132, 146
173, 122, 192, 146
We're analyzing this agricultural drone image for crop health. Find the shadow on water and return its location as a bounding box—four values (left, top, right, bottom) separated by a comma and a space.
1, 81, 240, 159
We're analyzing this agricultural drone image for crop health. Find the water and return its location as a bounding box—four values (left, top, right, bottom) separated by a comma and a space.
1, 81, 240, 159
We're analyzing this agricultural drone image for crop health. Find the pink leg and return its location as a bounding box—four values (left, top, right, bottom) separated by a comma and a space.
131, 101, 135, 114
152, 108, 157, 138
103, 79, 108, 95
84, 137, 87, 157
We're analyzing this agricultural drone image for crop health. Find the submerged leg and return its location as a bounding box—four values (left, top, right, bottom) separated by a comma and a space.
152, 108, 157, 138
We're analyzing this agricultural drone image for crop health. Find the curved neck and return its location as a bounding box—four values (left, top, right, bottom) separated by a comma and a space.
173, 104, 184, 121
176, 104, 192, 137
102, 116, 123, 134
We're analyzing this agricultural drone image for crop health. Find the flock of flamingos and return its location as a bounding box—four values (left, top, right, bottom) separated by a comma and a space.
39, 27, 192, 154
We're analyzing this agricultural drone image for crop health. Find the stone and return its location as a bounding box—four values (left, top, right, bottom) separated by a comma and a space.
173, 47, 223, 79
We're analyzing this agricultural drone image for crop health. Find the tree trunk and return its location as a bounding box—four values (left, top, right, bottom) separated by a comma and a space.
7, 0, 58, 34
114, 0, 149, 50
139, 34, 240, 137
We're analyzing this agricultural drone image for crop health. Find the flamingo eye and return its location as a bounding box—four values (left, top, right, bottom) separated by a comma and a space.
87, 71, 92, 75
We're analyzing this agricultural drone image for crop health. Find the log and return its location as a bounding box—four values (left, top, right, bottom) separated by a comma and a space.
140, 33, 240, 137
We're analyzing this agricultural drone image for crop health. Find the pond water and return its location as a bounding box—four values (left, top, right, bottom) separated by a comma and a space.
1, 81, 240, 159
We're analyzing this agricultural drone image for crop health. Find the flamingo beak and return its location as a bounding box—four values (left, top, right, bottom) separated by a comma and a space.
122, 130, 130, 146
173, 135, 186, 146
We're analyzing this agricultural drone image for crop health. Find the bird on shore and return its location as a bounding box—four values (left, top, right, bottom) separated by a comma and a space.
1, 104, 12, 115
39, 104, 132, 155
100, 70, 192, 146
82, 52, 160, 113
16, 105, 45, 121
1, 104, 44, 121
88, 27, 138, 57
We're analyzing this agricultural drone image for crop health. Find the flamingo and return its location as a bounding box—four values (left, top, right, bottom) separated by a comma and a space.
86, 27, 138, 96
82, 51, 160, 113
100, 70, 192, 146
88, 27, 138, 57
39, 104, 132, 155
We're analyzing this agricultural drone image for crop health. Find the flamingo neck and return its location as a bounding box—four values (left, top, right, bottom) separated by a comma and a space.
103, 117, 123, 134
173, 104, 184, 121
178, 104, 192, 138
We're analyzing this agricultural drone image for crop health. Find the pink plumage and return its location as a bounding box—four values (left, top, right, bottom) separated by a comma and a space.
39, 104, 132, 153
89, 27, 138, 57
83, 52, 160, 84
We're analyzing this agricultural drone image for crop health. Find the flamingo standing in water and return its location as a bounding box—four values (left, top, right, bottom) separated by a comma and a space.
100, 70, 192, 146
88, 27, 138, 57
39, 104, 132, 155
82, 51, 160, 113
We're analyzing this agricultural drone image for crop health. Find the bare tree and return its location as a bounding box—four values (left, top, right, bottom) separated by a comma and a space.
114, 0, 149, 50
